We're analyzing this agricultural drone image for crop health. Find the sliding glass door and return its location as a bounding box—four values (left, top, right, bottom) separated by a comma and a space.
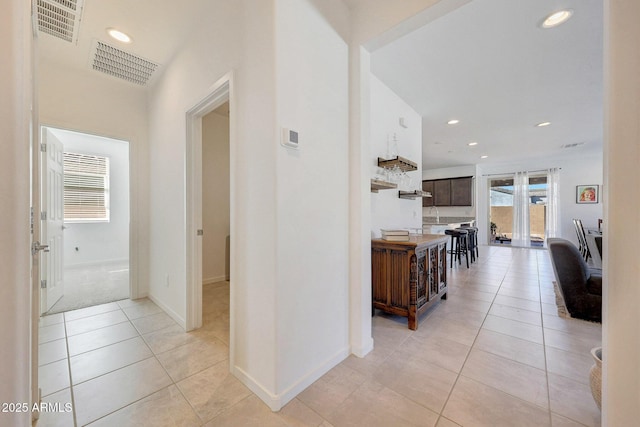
489, 175, 548, 248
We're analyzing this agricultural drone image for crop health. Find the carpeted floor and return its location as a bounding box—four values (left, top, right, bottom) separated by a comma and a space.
46, 261, 130, 314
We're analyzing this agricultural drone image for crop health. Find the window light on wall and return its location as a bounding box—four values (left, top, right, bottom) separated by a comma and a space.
63, 152, 110, 222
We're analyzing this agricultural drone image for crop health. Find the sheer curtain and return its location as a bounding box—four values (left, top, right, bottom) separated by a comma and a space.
545, 168, 560, 244
512, 171, 530, 247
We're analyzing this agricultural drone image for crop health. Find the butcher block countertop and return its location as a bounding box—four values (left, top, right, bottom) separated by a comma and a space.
371, 234, 448, 248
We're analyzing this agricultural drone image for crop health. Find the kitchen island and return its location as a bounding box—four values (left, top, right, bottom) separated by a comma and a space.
371, 234, 448, 330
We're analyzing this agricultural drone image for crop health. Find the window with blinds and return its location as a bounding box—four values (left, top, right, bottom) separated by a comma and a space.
63, 152, 110, 221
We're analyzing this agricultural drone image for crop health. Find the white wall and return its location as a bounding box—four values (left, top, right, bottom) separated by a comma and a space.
422, 165, 477, 219
603, 1, 640, 424
48, 129, 130, 268
274, 0, 351, 401
146, 0, 280, 405
476, 154, 603, 246
38, 58, 149, 297
370, 74, 422, 236
202, 110, 230, 284
0, 1, 32, 425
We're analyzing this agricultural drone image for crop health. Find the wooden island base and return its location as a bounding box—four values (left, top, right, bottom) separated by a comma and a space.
371, 235, 448, 330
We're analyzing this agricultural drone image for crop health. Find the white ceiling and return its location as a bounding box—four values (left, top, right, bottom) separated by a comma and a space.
370, 0, 604, 169
37, 0, 209, 86
38, 0, 603, 171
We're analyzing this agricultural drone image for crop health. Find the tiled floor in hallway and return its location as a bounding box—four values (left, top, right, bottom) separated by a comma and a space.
36, 246, 602, 426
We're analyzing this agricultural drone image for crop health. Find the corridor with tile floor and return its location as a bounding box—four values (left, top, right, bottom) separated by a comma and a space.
36, 246, 601, 426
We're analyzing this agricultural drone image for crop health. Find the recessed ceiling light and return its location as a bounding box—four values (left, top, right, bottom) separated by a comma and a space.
107, 28, 132, 43
480, 155, 488, 159
541, 10, 573, 29
447, 119, 460, 125
536, 121, 551, 127
468, 142, 478, 146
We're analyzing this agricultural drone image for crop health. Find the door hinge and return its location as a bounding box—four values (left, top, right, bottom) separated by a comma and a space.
40, 143, 46, 152
41, 211, 47, 221
40, 279, 47, 289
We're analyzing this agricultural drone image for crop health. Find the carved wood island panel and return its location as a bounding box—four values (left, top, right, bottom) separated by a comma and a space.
371, 235, 448, 330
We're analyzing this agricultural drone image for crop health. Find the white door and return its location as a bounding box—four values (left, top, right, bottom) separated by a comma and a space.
41, 128, 65, 313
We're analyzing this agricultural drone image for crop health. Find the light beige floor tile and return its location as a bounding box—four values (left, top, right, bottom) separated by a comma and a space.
542, 302, 562, 316
459, 283, 500, 295
455, 289, 496, 303
432, 307, 488, 330
116, 298, 140, 308
87, 385, 201, 427
498, 286, 541, 302
64, 301, 121, 322
65, 310, 129, 336
544, 328, 601, 356
39, 322, 66, 344
461, 349, 548, 408
156, 336, 228, 382
437, 297, 492, 315
277, 397, 327, 427
122, 299, 163, 320
142, 323, 198, 354
414, 315, 480, 347
542, 315, 602, 339
327, 380, 439, 427
474, 329, 546, 370
70, 337, 153, 384
493, 294, 541, 312
177, 360, 251, 423
548, 373, 601, 427
204, 395, 288, 427
34, 388, 74, 427
436, 417, 462, 427
398, 333, 471, 374
541, 293, 557, 305
339, 343, 396, 377
131, 311, 178, 335
39, 338, 68, 366
73, 357, 172, 426
546, 346, 594, 385
552, 412, 590, 427
39, 359, 70, 397
199, 313, 230, 345
443, 376, 551, 427
40, 313, 64, 327
297, 364, 367, 419
489, 303, 542, 326
67, 321, 139, 356
482, 315, 544, 344
375, 350, 458, 413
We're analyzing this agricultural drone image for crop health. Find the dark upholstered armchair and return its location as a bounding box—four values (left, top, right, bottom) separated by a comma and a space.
548, 238, 602, 322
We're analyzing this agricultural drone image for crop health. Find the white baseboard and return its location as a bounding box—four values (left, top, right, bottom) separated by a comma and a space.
231, 346, 350, 411
350, 336, 374, 358
147, 294, 186, 329
203, 275, 228, 285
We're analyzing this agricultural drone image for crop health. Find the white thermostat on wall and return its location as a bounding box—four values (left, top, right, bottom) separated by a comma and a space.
281, 128, 299, 149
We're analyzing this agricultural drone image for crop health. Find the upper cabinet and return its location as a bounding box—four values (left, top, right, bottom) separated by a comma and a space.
422, 176, 473, 206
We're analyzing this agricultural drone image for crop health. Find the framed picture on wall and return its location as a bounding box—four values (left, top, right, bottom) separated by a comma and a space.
576, 185, 599, 204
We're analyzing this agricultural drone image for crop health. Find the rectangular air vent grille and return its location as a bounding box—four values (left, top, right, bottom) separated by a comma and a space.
91, 41, 160, 86
36, 0, 82, 43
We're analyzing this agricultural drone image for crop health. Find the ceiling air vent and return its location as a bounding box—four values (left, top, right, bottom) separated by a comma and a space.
36, 0, 84, 43
561, 142, 586, 149
90, 40, 160, 86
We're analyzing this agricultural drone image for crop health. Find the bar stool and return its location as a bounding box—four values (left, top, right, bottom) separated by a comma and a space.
445, 228, 469, 268
461, 225, 479, 262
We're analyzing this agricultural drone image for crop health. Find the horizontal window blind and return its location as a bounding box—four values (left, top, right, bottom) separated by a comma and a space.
63, 152, 110, 221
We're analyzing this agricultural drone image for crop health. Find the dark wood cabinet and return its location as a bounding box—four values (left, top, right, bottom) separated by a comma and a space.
422, 181, 434, 207
451, 176, 473, 206
422, 176, 473, 206
434, 180, 451, 206
371, 235, 448, 330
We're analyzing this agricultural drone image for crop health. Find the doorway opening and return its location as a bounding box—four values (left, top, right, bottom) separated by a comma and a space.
200, 101, 231, 345
489, 175, 548, 248
41, 126, 130, 315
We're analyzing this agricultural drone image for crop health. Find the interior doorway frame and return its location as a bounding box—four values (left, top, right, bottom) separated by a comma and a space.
39, 124, 138, 306
185, 73, 234, 343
